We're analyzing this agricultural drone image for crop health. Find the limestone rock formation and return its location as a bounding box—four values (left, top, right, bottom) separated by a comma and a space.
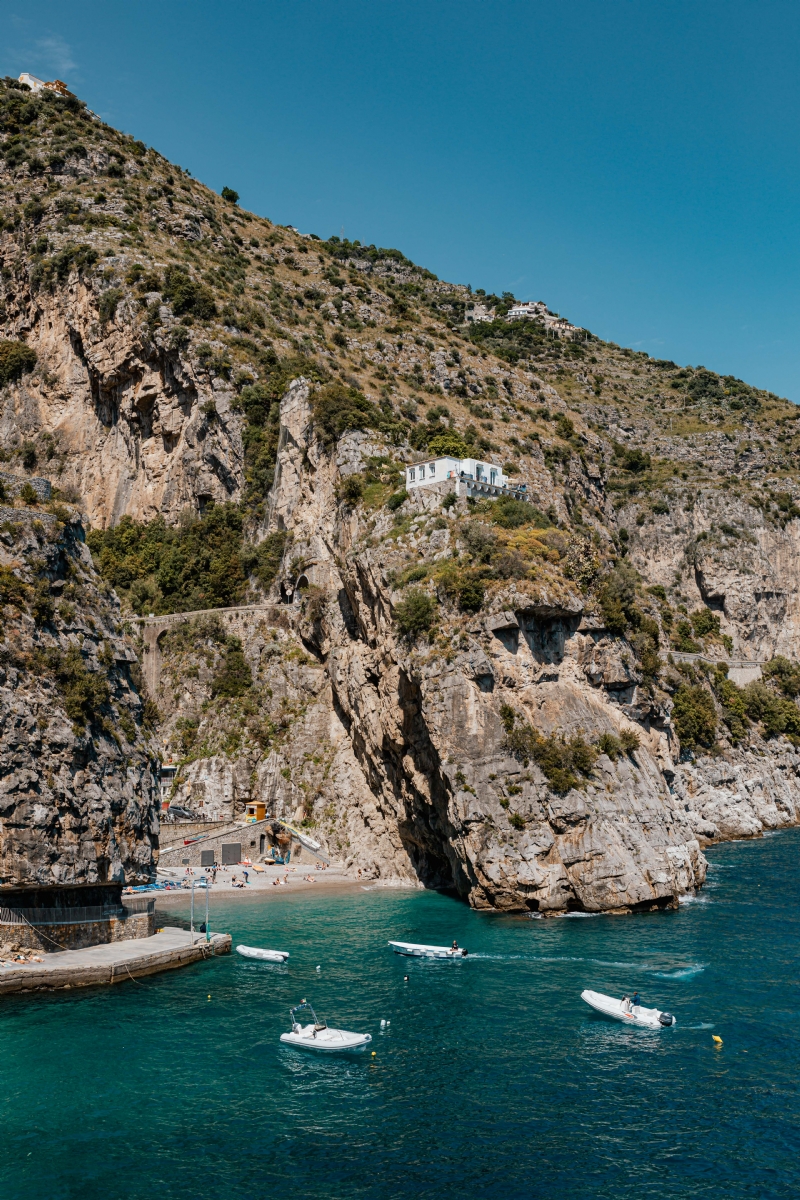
0, 508, 157, 890
3, 75, 800, 915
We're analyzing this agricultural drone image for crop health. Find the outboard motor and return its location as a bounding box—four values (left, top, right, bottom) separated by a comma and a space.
658, 1012, 676, 1026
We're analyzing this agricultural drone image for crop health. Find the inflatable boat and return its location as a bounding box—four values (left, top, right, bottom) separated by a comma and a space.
280, 1001, 372, 1053
236, 945, 289, 963
581, 989, 676, 1028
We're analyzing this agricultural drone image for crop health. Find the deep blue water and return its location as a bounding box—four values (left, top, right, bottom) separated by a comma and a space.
2, 830, 799, 1200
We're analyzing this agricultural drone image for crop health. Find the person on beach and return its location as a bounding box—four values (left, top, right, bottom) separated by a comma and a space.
242, 870, 249, 884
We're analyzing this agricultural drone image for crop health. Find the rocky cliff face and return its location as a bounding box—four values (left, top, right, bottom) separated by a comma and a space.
154, 384, 710, 911
1, 273, 246, 529
0, 505, 157, 889
3, 75, 800, 913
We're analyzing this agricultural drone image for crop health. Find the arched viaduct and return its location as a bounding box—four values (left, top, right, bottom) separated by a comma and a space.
134, 603, 287, 695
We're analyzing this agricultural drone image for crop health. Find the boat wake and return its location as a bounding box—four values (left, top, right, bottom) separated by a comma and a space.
460, 953, 706, 980
651, 965, 705, 980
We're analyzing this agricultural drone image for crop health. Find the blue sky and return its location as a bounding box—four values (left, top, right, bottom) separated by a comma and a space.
3, 1, 800, 399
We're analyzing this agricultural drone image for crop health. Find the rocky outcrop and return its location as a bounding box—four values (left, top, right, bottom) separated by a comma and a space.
675, 746, 800, 840
0, 282, 245, 528
3, 78, 800, 918
154, 386, 711, 912
623, 488, 800, 661
0, 508, 158, 890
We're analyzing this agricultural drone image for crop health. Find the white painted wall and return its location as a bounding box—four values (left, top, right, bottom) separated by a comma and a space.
405, 456, 508, 490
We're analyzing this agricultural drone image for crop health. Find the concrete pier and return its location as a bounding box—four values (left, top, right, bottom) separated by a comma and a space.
0, 928, 231, 996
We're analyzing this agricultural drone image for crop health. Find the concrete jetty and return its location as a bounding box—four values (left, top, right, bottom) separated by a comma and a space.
0, 928, 231, 996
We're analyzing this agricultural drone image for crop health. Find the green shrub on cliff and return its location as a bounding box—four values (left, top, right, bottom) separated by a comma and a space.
598, 729, 641, 759
38, 643, 112, 727
427, 430, 470, 458
0, 564, 29, 607
312, 381, 387, 446
741, 681, 800, 741
690, 607, 720, 637
713, 673, 750, 744
394, 587, 436, 637
0, 339, 37, 385
490, 495, 550, 530
457, 574, 485, 613
598, 562, 639, 635
211, 636, 252, 698
162, 266, 216, 319
500, 704, 597, 793
762, 656, 800, 698
672, 684, 717, 751
674, 619, 700, 652
88, 505, 248, 614
98, 286, 123, 323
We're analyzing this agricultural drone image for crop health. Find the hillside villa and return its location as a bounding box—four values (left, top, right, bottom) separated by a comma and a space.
405, 456, 530, 501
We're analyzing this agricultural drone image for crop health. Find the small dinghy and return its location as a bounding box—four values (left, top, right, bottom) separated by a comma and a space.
388, 940, 468, 959
280, 1000, 372, 1053
581, 989, 676, 1028
236, 945, 289, 963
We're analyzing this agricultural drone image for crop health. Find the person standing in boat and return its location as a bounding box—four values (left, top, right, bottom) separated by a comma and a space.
621, 995, 632, 1013
632, 991, 641, 1009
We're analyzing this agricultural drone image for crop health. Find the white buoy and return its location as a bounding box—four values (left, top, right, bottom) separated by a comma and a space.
380, 1019, 386, 1028
316, 965, 321, 971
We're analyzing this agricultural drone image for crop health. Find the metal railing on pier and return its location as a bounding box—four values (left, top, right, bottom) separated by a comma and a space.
0, 899, 154, 927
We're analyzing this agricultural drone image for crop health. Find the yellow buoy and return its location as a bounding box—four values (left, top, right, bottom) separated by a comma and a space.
712, 1035, 723, 1044
371, 1051, 376, 1057
208, 994, 211, 1001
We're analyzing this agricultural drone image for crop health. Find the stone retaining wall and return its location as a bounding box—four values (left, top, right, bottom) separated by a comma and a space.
1, 910, 154, 952
0, 472, 52, 501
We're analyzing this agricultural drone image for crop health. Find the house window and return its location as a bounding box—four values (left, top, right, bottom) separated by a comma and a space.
490, 469, 497, 485
419, 465, 425, 479
476, 464, 485, 481
429, 462, 435, 476
409, 468, 415, 481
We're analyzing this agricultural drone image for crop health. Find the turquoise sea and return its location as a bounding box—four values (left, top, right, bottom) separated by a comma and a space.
2, 830, 799, 1200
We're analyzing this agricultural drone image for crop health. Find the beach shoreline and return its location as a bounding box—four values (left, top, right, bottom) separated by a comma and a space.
149, 863, 420, 906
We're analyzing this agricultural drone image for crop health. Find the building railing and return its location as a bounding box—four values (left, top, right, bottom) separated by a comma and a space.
0, 899, 154, 926
460, 478, 530, 501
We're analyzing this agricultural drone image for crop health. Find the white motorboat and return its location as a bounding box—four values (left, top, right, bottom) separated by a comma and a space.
581, 989, 676, 1028
236, 944, 289, 963
279, 1001, 372, 1053
388, 940, 468, 959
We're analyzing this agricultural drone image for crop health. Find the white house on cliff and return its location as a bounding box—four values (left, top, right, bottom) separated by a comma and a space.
405, 456, 529, 501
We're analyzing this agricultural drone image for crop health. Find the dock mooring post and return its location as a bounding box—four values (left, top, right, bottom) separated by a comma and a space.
205, 883, 210, 943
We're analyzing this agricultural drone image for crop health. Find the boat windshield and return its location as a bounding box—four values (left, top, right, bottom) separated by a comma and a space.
289, 1000, 322, 1028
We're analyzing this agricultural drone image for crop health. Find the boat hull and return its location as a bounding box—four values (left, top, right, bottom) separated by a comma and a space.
388, 941, 467, 959
280, 1024, 372, 1053
581, 989, 676, 1029
236, 945, 289, 963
